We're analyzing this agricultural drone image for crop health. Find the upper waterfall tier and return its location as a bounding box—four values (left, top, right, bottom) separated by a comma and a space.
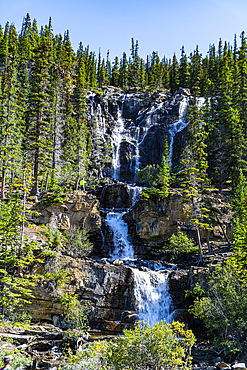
87, 87, 200, 183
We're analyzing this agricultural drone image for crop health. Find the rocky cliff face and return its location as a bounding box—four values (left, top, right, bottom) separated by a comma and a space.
124, 190, 233, 257
87, 86, 192, 182
27, 256, 135, 335
31, 191, 101, 233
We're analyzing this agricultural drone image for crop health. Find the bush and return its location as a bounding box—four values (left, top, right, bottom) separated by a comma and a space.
0, 347, 30, 369
141, 187, 166, 200
66, 320, 196, 370
190, 261, 247, 356
63, 226, 93, 257
161, 231, 197, 257
136, 165, 160, 186
61, 293, 90, 340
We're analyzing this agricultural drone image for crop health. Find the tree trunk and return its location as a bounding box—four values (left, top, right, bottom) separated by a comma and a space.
1, 159, 6, 201
45, 172, 49, 191
216, 216, 231, 246
195, 226, 204, 262
31, 147, 39, 195
19, 162, 27, 260
75, 176, 80, 191
205, 228, 211, 252
218, 177, 223, 195
40, 171, 46, 192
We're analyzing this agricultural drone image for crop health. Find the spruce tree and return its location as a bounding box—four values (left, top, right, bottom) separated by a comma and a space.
0, 23, 21, 200
27, 25, 53, 194
179, 46, 190, 89
170, 54, 179, 93
158, 136, 172, 197
179, 91, 210, 260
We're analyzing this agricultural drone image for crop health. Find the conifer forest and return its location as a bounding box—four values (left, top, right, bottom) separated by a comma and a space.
1, 13, 247, 370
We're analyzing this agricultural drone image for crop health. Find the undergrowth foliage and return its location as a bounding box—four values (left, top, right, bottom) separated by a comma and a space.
65, 320, 196, 370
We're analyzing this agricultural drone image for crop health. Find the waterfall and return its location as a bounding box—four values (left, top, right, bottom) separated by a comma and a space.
168, 96, 206, 165
105, 212, 135, 260
168, 97, 190, 165
134, 105, 156, 174
112, 107, 125, 180
127, 185, 142, 206
106, 199, 173, 326
132, 268, 173, 326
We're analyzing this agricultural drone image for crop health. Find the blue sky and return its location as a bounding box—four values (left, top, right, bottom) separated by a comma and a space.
1, 0, 247, 61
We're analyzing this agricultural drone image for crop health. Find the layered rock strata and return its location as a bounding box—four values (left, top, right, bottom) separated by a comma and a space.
26, 256, 135, 335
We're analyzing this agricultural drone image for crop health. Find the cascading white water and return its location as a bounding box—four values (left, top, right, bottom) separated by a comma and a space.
112, 108, 125, 180
197, 97, 205, 108
134, 105, 156, 174
168, 96, 206, 165
105, 212, 135, 260
132, 269, 173, 326
106, 207, 173, 327
168, 97, 190, 165
127, 185, 142, 206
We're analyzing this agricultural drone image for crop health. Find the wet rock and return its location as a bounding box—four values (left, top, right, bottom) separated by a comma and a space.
212, 358, 221, 364
100, 184, 132, 209
122, 96, 148, 119
29, 340, 61, 351
175, 87, 191, 96
216, 363, 231, 369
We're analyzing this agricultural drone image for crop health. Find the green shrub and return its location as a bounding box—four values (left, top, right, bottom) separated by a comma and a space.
190, 261, 247, 356
65, 320, 195, 370
0, 347, 30, 369
63, 226, 93, 257
141, 187, 166, 200
40, 225, 63, 250
136, 164, 160, 186
161, 231, 197, 257
61, 293, 90, 340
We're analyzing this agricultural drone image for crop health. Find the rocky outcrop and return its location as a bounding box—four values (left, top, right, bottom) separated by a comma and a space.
124, 191, 233, 255
31, 191, 101, 233
124, 190, 192, 254
100, 184, 132, 209
27, 256, 135, 335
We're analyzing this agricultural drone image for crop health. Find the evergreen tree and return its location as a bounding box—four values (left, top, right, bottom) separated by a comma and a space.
179, 93, 210, 260
73, 49, 89, 189
158, 136, 172, 197
162, 57, 170, 90
119, 52, 128, 89
26, 25, 53, 194
105, 50, 111, 85
179, 46, 190, 89
0, 23, 21, 200
170, 54, 179, 93
238, 31, 247, 137
111, 56, 120, 87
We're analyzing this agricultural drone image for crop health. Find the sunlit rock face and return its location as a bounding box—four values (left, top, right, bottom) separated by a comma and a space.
26, 256, 135, 335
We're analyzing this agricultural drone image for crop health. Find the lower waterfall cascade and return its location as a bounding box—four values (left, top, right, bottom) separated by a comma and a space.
105, 189, 174, 326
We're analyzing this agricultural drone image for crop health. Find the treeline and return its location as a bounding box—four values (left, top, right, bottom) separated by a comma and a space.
1, 13, 247, 197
